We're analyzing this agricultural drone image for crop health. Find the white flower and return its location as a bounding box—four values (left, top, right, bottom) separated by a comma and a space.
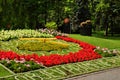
7, 60, 10, 63
14, 60, 20, 63
102, 48, 108, 51
112, 49, 118, 54
96, 46, 100, 49
18, 67, 21, 69
19, 59, 26, 63
107, 50, 111, 54
25, 64, 30, 67
103, 50, 107, 53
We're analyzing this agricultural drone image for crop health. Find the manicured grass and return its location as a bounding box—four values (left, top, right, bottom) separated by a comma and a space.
70, 34, 120, 50
0, 64, 13, 77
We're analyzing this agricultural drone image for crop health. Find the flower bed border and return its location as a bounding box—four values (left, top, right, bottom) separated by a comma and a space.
1, 56, 120, 80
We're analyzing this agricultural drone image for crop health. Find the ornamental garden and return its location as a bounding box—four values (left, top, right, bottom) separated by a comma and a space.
0, 29, 120, 80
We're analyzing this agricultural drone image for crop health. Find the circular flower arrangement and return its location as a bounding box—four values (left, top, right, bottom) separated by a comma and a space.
0, 36, 102, 73
0, 29, 103, 73
0, 29, 119, 79
0, 39, 81, 56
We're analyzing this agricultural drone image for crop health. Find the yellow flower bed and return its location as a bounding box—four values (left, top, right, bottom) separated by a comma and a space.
17, 40, 69, 51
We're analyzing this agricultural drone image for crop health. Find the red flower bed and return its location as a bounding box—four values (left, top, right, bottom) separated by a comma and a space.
0, 36, 102, 67
56, 36, 96, 50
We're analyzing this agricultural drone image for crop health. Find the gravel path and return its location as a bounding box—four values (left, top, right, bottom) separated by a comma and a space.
65, 67, 120, 80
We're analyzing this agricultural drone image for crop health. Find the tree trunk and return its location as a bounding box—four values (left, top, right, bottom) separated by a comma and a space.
104, 15, 109, 36
105, 24, 108, 36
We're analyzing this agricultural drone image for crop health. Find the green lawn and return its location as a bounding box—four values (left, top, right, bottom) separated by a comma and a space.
0, 64, 13, 77
70, 34, 120, 50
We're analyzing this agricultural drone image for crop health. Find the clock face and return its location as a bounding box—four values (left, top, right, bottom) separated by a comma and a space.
64, 18, 70, 23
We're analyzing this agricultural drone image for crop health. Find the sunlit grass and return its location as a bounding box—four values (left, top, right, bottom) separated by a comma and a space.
0, 64, 13, 77
70, 34, 120, 50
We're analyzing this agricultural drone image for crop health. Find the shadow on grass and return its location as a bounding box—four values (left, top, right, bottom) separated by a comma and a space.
92, 31, 120, 40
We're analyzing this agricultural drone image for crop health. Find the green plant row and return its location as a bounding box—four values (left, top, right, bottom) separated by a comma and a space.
0, 29, 53, 41
17, 40, 69, 51
1, 56, 120, 80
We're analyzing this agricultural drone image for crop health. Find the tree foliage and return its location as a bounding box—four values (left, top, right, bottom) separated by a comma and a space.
0, 0, 75, 30
0, 0, 119, 36
90, 0, 120, 35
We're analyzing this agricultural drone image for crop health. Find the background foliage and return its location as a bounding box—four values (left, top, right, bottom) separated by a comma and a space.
0, 0, 120, 36
0, 0, 75, 30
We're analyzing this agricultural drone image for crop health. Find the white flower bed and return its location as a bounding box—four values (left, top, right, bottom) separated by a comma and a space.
0, 29, 53, 41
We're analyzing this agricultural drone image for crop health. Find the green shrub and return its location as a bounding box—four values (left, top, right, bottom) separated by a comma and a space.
17, 40, 69, 51
45, 21, 57, 29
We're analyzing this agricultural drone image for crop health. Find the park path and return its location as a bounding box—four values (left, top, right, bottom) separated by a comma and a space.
65, 67, 120, 80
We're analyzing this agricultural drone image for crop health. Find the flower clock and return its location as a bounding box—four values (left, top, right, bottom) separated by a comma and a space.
0, 36, 102, 73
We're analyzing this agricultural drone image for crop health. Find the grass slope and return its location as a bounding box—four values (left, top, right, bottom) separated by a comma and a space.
70, 34, 120, 50
0, 64, 13, 77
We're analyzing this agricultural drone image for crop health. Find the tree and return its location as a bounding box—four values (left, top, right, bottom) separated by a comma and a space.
88, 0, 120, 36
